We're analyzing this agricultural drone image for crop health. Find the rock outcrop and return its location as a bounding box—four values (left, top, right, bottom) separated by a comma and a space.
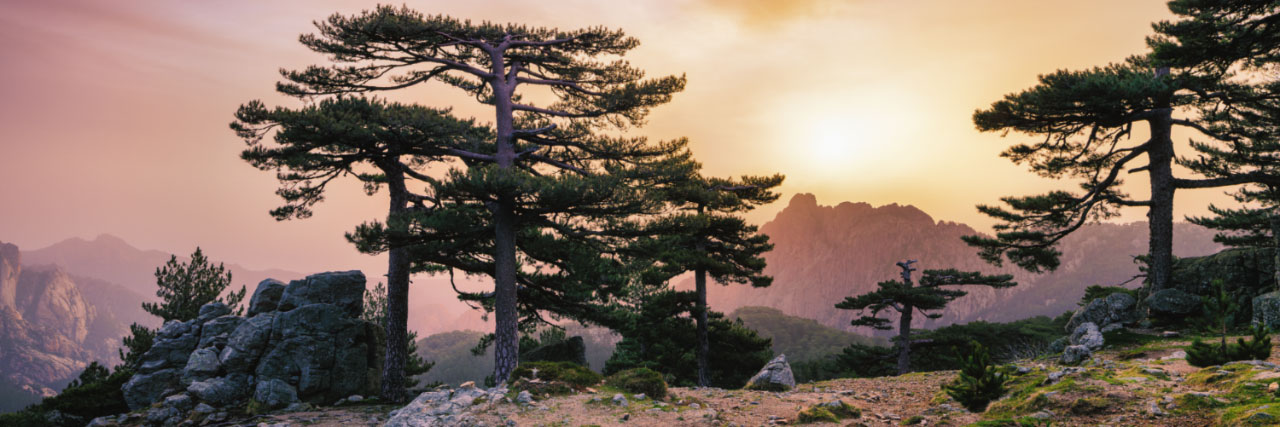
1066, 293, 1139, 333
1146, 288, 1201, 316
745, 354, 795, 391
1254, 291, 1280, 330
0, 242, 19, 312
386, 383, 510, 427
122, 271, 383, 412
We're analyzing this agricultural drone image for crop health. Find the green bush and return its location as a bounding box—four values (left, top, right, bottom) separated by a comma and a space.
511, 361, 602, 389
1186, 324, 1272, 368
0, 365, 133, 427
943, 342, 1008, 413
604, 368, 668, 400
796, 400, 861, 424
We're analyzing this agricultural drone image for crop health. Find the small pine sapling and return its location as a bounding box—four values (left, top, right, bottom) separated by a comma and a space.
944, 341, 1008, 412
1235, 323, 1272, 361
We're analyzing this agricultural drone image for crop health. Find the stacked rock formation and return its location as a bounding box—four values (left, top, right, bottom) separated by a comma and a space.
121, 271, 383, 413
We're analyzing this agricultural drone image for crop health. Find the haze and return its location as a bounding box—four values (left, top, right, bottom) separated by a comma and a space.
0, 0, 1233, 280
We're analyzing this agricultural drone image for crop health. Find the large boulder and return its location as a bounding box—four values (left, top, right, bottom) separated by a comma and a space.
1254, 291, 1280, 330
256, 303, 379, 404
1146, 288, 1201, 316
122, 368, 183, 410
1066, 292, 1139, 333
248, 279, 287, 316
187, 373, 252, 407
182, 348, 222, 383
276, 270, 365, 316
1061, 345, 1092, 365
745, 354, 795, 391
253, 379, 299, 410
386, 385, 508, 427
196, 302, 232, 324
197, 315, 243, 350
218, 312, 276, 373
1069, 322, 1104, 350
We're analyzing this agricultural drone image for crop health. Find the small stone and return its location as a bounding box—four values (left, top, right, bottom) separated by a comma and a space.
633, 393, 646, 400
619, 413, 630, 421
690, 402, 701, 409
1161, 331, 1180, 338
517, 390, 534, 405
460, 381, 476, 388
612, 393, 628, 406
347, 394, 363, 402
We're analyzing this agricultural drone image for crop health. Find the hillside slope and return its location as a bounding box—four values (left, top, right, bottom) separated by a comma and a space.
700, 194, 1222, 334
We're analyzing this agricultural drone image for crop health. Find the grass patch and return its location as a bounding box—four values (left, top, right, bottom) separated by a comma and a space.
512, 361, 602, 389
603, 368, 668, 400
1220, 402, 1280, 426
795, 400, 860, 424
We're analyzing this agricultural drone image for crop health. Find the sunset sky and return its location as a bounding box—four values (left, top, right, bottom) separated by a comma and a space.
0, 0, 1235, 284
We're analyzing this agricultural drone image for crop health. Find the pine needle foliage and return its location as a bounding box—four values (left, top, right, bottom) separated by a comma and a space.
943, 341, 1008, 413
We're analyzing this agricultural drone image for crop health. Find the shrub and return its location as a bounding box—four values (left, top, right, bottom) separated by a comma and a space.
943, 342, 1008, 412
796, 400, 861, 424
604, 368, 668, 400
511, 361, 602, 389
1187, 324, 1272, 367
0, 366, 133, 426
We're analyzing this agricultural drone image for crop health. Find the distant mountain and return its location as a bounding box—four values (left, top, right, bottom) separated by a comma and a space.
0, 242, 158, 412
699, 194, 1222, 335
729, 306, 886, 362
22, 234, 304, 298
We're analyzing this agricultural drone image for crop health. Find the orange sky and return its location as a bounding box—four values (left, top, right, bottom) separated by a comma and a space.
0, 0, 1238, 284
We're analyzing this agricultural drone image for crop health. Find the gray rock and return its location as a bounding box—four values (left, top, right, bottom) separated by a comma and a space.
1100, 323, 1124, 333
248, 279, 287, 316
254, 379, 299, 410
1147, 288, 1202, 316
276, 270, 365, 316
256, 303, 379, 404
196, 302, 231, 325
1069, 322, 1105, 350
385, 387, 505, 427
218, 312, 275, 373
192, 403, 215, 415
1067, 292, 1139, 332
163, 393, 194, 411
745, 354, 796, 391
634, 393, 646, 400
1061, 346, 1092, 365
1046, 367, 1085, 384
197, 315, 243, 350
87, 416, 117, 427
182, 348, 221, 383
44, 410, 85, 427
145, 406, 181, 427
186, 373, 251, 407
1254, 291, 1280, 330
516, 390, 534, 405
122, 368, 183, 410
613, 393, 628, 406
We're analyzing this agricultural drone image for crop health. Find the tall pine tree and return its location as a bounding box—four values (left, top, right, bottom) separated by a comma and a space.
965, 0, 1280, 291
278, 6, 687, 384
835, 260, 1014, 375
231, 96, 482, 400
631, 164, 782, 386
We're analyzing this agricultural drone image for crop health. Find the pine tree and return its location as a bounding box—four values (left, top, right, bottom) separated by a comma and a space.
964, 0, 1280, 291
232, 96, 481, 400
943, 341, 1008, 413
630, 166, 783, 386
142, 247, 245, 322
835, 260, 1015, 375
279, 6, 688, 384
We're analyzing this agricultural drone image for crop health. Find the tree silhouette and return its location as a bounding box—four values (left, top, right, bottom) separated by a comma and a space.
279, 6, 687, 384
143, 247, 245, 322
965, 1, 1280, 291
231, 96, 481, 400
632, 167, 782, 386
835, 260, 1015, 375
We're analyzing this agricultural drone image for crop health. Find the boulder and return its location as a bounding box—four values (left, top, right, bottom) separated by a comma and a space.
745, 354, 796, 391
1062, 345, 1092, 365
276, 270, 365, 316
1254, 291, 1280, 330
218, 312, 275, 373
1147, 289, 1201, 316
196, 302, 231, 324
197, 315, 243, 349
1066, 292, 1139, 332
386, 386, 508, 427
187, 373, 252, 407
254, 379, 299, 410
122, 368, 183, 410
1069, 322, 1105, 350
182, 348, 222, 383
248, 279, 286, 316
257, 303, 378, 403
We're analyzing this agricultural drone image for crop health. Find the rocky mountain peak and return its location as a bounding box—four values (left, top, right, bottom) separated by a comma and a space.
0, 241, 19, 312
15, 266, 94, 344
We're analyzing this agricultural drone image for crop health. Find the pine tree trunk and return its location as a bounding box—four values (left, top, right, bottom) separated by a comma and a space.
490, 73, 520, 385
1146, 110, 1176, 292
1270, 208, 1280, 292
694, 265, 710, 387
381, 169, 411, 401
896, 304, 913, 375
